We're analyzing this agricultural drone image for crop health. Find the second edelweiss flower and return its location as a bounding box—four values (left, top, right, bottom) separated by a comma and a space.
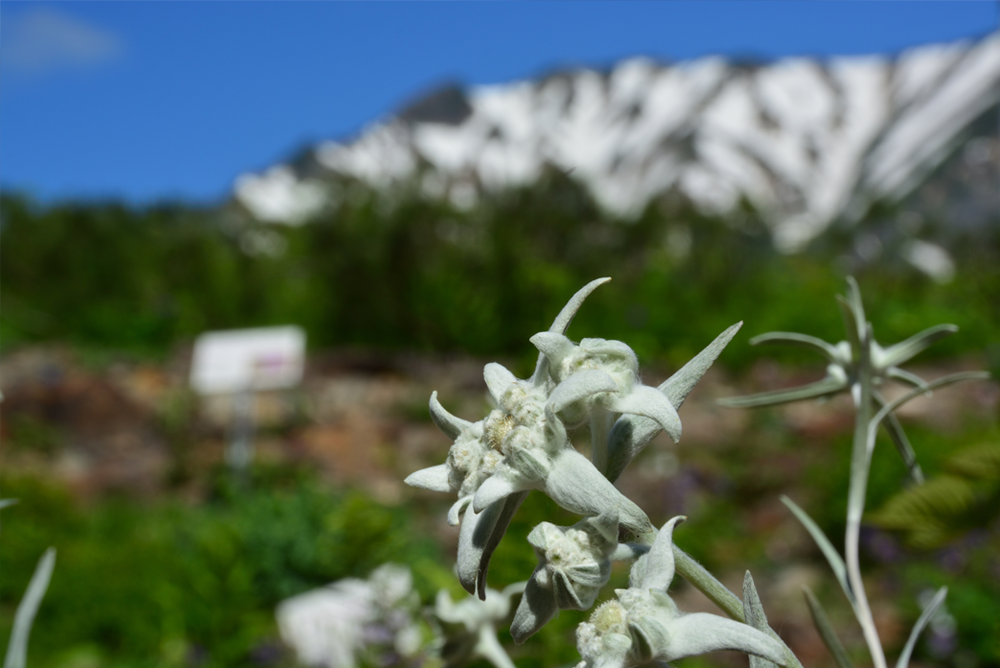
511, 511, 641, 644
575, 518, 788, 668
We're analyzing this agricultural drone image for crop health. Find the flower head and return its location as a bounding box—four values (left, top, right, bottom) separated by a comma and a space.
719, 277, 956, 408
530, 333, 682, 442
406, 278, 742, 602
511, 512, 624, 643
406, 279, 655, 597
574, 518, 788, 668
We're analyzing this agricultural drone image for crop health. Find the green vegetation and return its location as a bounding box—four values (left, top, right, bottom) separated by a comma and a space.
0, 470, 452, 668
2, 177, 998, 371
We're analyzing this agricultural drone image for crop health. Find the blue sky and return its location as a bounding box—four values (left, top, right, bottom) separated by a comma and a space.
2, 1, 997, 206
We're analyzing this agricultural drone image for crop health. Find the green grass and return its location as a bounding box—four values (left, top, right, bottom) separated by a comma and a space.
0, 468, 451, 668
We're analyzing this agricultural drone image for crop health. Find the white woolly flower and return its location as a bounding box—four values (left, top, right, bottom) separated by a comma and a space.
406, 278, 744, 604
575, 518, 788, 668
530, 333, 682, 442
512, 511, 640, 643
405, 279, 654, 597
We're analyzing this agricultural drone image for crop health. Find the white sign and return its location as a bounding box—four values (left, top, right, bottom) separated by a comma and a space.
190, 326, 306, 395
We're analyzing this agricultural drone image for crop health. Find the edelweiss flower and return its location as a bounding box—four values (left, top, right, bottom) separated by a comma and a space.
719, 277, 959, 482
512, 511, 642, 643
530, 333, 682, 441
406, 279, 653, 596
575, 518, 788, 668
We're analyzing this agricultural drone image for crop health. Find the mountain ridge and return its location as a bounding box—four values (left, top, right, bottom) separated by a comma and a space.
234, 33, 1000, 251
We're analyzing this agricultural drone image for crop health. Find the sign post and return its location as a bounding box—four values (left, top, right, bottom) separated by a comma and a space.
189, 326, 306, 481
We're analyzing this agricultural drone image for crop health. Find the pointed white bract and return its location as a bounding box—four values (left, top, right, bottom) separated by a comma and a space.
575, 518, 788, 668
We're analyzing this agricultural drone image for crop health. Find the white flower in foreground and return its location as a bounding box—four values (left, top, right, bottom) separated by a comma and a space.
435, 582, 526, 668
405, 279, 654, 597
575, 518, 788, 668
406, 357, 652, 532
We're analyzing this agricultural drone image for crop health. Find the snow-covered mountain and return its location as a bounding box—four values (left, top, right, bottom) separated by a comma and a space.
234, 34, 1000, 251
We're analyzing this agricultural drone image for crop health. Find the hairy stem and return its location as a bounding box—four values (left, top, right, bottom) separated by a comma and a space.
845, 325, 887, 668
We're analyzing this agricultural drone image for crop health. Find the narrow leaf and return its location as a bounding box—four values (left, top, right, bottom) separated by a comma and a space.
844, 277, 867, 341
404, 464, 454, 493
886, 367, 929, 391
878, 324, 958, 369
873, 392, 923, 484
743, 571, 779, 668
473, 475, 527, 512
545, 449, 651, 534
670, 546, 803, 668
607, 385, 682, 443
475, 493, 528, 600
484, 363, 516, 403
664, 613, 789, 665
510, 577, 559, 644
749, 332, 840, 361
781, 496, 855, 607
604, 323, 741, 482
802, 586, 855, 668
429, 391, 472, 439
528, 332, 575, 370
631, 516, 684, 591
896, 587, 947, 668
836, 295, 861, 362
531, 277, 611, 385
662, 322, 743, 410
869, 372, 990, 438
4, 548, 56, 668
548, 370, 617, 413
717, 375, 846, 409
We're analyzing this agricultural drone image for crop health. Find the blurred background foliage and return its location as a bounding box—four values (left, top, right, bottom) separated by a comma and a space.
2, 174, 998, 371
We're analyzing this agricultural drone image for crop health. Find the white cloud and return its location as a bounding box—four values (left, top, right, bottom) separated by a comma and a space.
2, 7, 123, 76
